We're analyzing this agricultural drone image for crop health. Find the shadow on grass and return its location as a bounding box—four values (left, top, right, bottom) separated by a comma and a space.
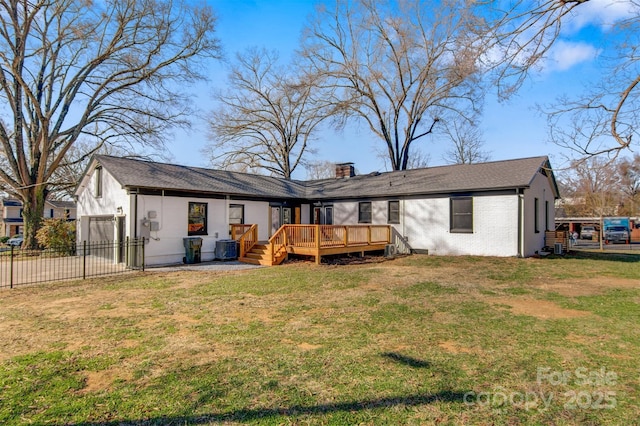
381, 351, 431, 368
70, 391, 468, 425
563, 250, 640, 263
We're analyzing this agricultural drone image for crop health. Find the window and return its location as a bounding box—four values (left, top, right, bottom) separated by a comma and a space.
95, 166, 103, 197
324, 206, 333, 225
450, 197, 473, 233
545, 200, 549, 231
388, 201, 400, 224
534, 197, 540, 233
229, 204, 244, 224
188, 202, 208, 236
50, 209, 54, 218
358, 202, 372, 223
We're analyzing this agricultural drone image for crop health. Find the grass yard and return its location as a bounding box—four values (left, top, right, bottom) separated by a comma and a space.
1, 252, 639, 425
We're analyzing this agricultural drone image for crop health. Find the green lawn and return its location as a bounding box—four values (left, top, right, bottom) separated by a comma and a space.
1, 252, 639, 425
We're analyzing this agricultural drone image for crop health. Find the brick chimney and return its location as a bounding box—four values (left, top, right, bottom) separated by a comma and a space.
335, 162, 355, 178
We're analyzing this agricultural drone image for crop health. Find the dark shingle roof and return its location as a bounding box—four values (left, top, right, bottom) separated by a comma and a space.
305, 156, 555, 199
92, 155, 556, 200
95, 155, 308, 199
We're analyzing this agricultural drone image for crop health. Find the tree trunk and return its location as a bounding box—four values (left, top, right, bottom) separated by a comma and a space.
20, 186, 47, 249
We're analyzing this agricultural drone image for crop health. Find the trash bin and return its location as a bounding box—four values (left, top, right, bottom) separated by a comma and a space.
183, 237, 202, 264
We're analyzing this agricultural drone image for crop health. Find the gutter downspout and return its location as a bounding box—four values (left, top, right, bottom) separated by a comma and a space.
517, 189, 524, 257
133, 190, 139, 239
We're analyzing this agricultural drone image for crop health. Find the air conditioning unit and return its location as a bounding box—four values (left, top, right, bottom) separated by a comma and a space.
384, 244, 397, 258
215, 239, 238, 260
554, 243, 563, 255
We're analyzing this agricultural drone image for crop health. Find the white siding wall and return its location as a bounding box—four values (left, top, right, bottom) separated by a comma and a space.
332, 195, 520, 256
300, 204, 311, 224
136, 196, 270, 265
332, 200, 392, 224
76, 167, 130, 243
240, 200, 270, 240
403, 195, 520, 256
523, 171, 556, 256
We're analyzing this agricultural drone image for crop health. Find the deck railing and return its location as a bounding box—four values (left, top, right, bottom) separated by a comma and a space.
230, 224, 254, 241
268, 226, 289, 265
284, 224, 391, 264
284, 224, 390, 248
234, 224, 393, 265
234, 224, 258, 258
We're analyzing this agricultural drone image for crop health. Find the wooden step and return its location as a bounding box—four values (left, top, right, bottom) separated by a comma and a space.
249, 245, 270, 254
238, 242, 274, 266
239, 256, 273, 266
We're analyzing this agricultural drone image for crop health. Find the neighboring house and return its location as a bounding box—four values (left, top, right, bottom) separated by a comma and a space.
74, 155, 560, 266
1, 198, 77, 238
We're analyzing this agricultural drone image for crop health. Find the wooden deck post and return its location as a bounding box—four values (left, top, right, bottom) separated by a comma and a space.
315, 224, 321, 265
343, 226, 348, 247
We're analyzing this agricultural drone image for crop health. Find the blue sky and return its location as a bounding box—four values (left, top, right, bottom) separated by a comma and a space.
168, 0, 632, 178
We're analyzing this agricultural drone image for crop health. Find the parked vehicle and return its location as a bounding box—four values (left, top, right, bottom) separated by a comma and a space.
603, 217, 631, 244
580, 226, 596, 240
6, 234, 23, 246
604, 226, 630, 244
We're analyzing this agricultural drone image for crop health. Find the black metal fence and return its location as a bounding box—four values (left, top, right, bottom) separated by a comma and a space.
0, 238, 145, 289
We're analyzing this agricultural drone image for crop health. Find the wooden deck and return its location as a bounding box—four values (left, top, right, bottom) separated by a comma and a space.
232, 224, 392, 265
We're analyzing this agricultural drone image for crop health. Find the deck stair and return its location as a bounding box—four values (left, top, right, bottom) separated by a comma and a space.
239, 242, 277, 266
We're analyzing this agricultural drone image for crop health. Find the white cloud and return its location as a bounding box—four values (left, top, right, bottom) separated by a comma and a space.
544, 40, 601, 71
563, 0, 636, 33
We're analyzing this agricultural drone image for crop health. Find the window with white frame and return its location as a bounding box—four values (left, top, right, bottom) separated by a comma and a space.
229, 204, 244, 224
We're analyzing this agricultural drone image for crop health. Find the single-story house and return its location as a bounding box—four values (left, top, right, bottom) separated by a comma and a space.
74, 155, 560, 265
1, 198, 77, 238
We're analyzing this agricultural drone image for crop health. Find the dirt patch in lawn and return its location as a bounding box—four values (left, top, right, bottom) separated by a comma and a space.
78, 368, 133, 394
438, 341, 476, 354
487, 297, 592, 319
530, 277, 639, 297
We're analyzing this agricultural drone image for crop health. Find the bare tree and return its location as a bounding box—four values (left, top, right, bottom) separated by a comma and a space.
302, 0, 486, 171
47, 141, 160, 199
543, 18, 640, 159
305, 160, 336, 180
0, 0, 221, 248
619, 154, 640, 216
487, 0, 638, 158
441, 119, 491, 165
559, 157, 623, 217
205, 48, 331, 179
482, 0, 589, 98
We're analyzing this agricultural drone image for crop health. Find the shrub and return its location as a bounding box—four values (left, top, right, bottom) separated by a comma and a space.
0, 236, 8, 244
36, 219, 76, 254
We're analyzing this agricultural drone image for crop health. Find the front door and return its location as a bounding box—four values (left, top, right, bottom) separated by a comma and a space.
282, 207, 292, 225
271, 206, 281, 235
270, 205, 296, 236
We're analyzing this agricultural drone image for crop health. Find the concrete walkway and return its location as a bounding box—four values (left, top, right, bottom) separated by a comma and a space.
148, 260, 263, 272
